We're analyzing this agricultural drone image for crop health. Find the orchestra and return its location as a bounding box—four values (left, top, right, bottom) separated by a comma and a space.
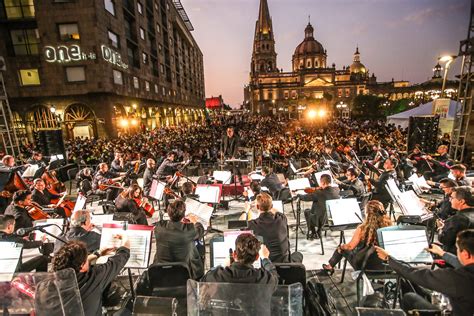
0, 114, 473, 315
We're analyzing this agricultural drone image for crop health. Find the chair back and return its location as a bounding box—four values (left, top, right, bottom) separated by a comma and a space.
277, 187, 292, 202
275, 263, 306, 287
147, 262, 191, 288
67, 168, 79, 181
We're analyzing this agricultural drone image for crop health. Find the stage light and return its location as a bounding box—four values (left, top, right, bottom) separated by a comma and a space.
307, 109, 317, 119
318, 109, 326, 117
131, 118, 138, 126
119, 118, 129, 128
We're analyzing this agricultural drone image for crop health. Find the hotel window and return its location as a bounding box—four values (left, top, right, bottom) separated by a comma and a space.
58, 23, 80, 41
133, 76, 139, 89
137, 1, 143, 14
139, 27, 145, 40
65, 66, 85, 82
345, 88, 350, 97
10, 29, 39, 55
104, 0, 115, 15
145, 81, 150, 91
156, 23, 161, 33
108, 30, 119, 48
160, 64, 164, 73
142, 52, 148, 64
4, 0, 35, 19
162, 87, 166, 95
18, 69, 40, 86
113, 69, 123, 85
154, 84, 158, 93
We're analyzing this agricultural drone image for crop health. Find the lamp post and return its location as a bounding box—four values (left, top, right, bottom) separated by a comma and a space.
439, 55, 457, 98
336, 101, 347, 118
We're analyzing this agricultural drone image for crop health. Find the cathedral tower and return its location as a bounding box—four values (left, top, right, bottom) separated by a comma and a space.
251, 0, 277, 75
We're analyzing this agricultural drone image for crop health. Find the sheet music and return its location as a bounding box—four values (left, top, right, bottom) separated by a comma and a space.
398, 190, 426, 216
288, 178, 310, 191
212, 170, 232, 184
326, 198, 362, 226
381, 229, 432, 263
386, 179, 402, 197
272, 200, 284, 214
289, 161, 297, 174
0, 242, 22, 282
150, 180, 166, 201
408, 174, 430, 195
98, 224, 153, 268
91, 214, 116, 227
249, 173, 265, 181
195, 185, 221, 204
185, 198, 213, 229
73, 195, 87, 213
33, 219, 65, 242
211, 231, 261, 269
22, 164, 39, 178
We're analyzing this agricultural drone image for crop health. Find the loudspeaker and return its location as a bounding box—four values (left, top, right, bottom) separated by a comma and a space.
34, 129, 66, 157
407, 116, 439, 153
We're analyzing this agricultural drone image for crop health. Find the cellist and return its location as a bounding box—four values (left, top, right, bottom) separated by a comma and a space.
4, 190, 34, 231
31, 178, 67, 218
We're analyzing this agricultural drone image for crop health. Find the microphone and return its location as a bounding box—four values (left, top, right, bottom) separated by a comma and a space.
16, 224, 56, 236
229, 248, 234, 264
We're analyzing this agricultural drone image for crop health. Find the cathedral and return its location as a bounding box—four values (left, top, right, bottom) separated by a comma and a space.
246, 0, 379, 118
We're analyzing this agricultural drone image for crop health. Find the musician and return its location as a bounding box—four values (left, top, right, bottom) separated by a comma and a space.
337, 168, 366, 198
114, 184, 148, 225
4, 190, 34, 230
0, 215, 48, 272
321, 201, 392, 275
372, 144, 389, 167
201, 233, 278, 287
368, 157, 398, 207
375, 229, 474, 316
220, 126, 243, 184
52, 238, 130, 316
54, 210, 101, 253
423, 145, 452, 181
260, 166, 283, 198
438, 186, 474, 254
407, 145, 424, 171
153, 200, 204, 279
92, 163, 125, 201
76, 167, 94, 196
31, 178, 66, 218
449, 164, 471, 187
323, 144, 341, 162
142, 158, 156, 197
154, 151, 182, 181
110, 151, 126, 173
181, 181, 199, 200
27, 151, 46, 167
197, 168, 213, 184
300, 174, 340, 240
247, 192, 302, 263
428, 178, 457, 220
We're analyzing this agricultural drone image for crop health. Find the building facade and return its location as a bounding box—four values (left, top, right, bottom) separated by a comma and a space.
0, 0, 205, 142
247, 0, 458, 118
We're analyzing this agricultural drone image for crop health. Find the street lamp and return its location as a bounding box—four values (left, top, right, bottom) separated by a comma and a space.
438, 55, 457, 98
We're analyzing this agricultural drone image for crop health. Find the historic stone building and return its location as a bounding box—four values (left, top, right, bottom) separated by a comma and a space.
246, 0, 458, 118
0, 0, 205, 142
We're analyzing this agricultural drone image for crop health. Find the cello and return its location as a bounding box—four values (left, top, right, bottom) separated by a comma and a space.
41, 169, 66, 195
133, 197, 155, 217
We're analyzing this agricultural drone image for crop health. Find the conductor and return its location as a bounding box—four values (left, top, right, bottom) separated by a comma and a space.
220, 126, 242, 184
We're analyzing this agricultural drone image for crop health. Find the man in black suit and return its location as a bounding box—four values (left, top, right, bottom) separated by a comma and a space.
220, 126, 242, 183
201, 233, 278, 287
369, 157, 398, 207
142, 158, 156, 197
259, 166, 283, 198
337, 168, 366, 198
433, 178, 457, 220
54, 210, 101, 253
4, 190, 34, 230
153, 200, 204, 279
438, 186, 474, 254
375, 229, 474, 315
247, 192, 302, 263
31, 178, 66, 217
0, 215, 48, 272
301, 174, 340, 240
92, 163, 125, 201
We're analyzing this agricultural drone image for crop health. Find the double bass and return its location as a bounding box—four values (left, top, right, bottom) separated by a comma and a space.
41, 170, 66, 195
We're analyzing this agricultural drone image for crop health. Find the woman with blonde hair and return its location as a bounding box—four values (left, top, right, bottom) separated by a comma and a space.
321, 200, 393, 275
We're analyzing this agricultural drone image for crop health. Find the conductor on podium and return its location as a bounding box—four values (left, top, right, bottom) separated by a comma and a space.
220, 126, 242, 184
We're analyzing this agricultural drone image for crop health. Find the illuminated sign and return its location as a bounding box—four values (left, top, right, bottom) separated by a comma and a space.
101, 45, 128, 69
44, 45, 96, 63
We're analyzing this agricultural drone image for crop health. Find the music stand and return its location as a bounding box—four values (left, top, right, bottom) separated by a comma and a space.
195, 184, 223, 233
287, 178, 311, 252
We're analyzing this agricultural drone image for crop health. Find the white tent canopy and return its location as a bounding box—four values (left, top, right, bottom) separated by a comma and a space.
387, 100, 459, 129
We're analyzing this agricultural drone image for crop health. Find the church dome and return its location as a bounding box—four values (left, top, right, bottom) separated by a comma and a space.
293, 24, 325, 56
349, 47, 366, 74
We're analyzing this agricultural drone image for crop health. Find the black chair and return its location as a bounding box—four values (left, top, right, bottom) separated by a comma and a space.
66, 167, 79, 194
274, 262, 306, 287
276, 187, 294, 215
136, 262, 191, 299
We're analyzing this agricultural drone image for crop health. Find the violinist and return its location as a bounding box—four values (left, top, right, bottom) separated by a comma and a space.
114, 184, 148, 225
260, 166, 283, 198
155, 151, 183, 182
4, 190, 34, 230
423, 145, 453, 181
93, 163, 125, 201
111, 151, 126, 173
31, 178, 66, 218
181, 181, 199, 200
76, 167, 94, 195
336, 168, 366, 198
368, 157, 398, 208
142, 158, 156, 197
323, 144, 341, 163
27, 151, 47, 168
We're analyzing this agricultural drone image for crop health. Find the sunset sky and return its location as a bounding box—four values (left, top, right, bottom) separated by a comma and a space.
181, 0, 469, 107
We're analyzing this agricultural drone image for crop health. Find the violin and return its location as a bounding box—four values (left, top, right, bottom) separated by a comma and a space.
133, 197, 155, 217
164, 187, 181, 199
304, 187, 321, 194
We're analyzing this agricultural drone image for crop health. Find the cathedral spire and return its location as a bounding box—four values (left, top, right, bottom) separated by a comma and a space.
258, 0, 272, 34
